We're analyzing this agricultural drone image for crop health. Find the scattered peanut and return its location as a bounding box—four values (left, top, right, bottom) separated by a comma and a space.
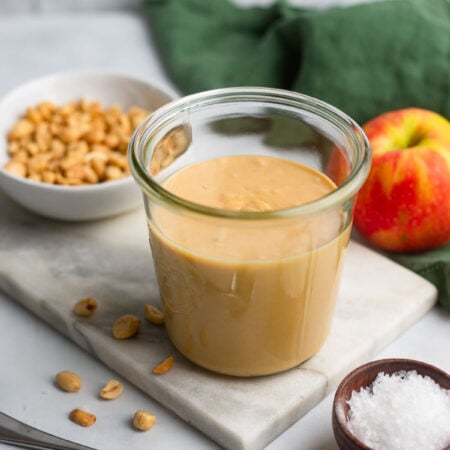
69, 408, 96, 427
55, 371, 82, 392
152, 356, 174, 375
99, 379, 123, 400
73, 297, 98, 317
132, 410, 156, 431
112, 314, 141, 339
3, 98, 151, 185
144, 304, 165, 325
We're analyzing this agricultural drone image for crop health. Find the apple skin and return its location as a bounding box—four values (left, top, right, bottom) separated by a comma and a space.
354, 108, 450, 253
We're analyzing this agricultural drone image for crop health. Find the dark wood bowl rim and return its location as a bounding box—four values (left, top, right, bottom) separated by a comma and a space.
332, 358, 450, 450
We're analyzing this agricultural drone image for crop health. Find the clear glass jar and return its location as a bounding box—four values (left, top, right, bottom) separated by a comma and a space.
129, 88, 370, 377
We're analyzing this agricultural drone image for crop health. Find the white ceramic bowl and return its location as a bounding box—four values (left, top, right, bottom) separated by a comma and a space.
0, 70, 176, 221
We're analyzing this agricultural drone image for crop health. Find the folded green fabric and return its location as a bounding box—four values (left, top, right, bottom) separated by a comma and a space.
144, 0, 450, 308
389, 244, 450, 310
144, 0, 450, 125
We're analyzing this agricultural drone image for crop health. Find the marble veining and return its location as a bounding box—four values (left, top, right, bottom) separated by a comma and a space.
0, 192, 437, 450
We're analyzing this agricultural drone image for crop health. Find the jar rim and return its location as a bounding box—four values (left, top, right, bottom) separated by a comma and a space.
128, 87, 371, 219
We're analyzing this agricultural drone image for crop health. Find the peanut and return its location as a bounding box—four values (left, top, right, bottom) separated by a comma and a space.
7, 141, 20, 155
99, 379, 123, 400
3, 98, 151, 185
152, 356, 174, 375
4, 161, 26, 177
108, 151, 128, 169
112, 314, 140, 339
26, 107, 43, 124
55, 370, 82, 392
42, 170, 56, 184
38, 101, 56, 120
28, 154, 50, 173
84, 128, 105, 145
59, 126, 82, 144
8, 119, 34, 140
89, 156, 106, 179
69, 409, 96, 427
64, 163, 85, 180
133, 410, 156, 431
12, 150, 29, 164
25, 142, 40, 155
104, 165, 123, 181
84, 166, 99, 184
104, 133, 120, 148
29, 173, 42, 182
144, 304, 165, 325
73, 297, 98, 317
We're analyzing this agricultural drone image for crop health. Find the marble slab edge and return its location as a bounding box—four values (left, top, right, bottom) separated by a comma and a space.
0, 240, 438, 450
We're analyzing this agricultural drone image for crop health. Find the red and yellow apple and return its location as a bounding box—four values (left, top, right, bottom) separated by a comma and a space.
354, 108, 450, 253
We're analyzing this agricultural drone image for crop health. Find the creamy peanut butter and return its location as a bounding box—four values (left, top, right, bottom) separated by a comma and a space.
149, 155, 350, 376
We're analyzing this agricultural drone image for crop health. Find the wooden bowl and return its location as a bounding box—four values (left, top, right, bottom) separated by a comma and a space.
332, 358, 450, 450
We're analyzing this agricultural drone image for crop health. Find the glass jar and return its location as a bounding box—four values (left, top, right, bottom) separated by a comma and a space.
129, 88, 370, 377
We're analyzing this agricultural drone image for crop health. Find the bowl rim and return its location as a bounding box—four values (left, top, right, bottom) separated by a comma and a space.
332, 358, 450, 450
0, 67, 178, 106
0, 68, 177, 191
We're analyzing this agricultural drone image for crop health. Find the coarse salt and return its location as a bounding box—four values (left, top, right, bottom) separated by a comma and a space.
346, 370, 450, 450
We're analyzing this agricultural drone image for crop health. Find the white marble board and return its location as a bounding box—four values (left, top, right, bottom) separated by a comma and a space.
0, 192, 437, 450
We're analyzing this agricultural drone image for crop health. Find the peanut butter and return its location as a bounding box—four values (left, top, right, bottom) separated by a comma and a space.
149, 155, 349, 376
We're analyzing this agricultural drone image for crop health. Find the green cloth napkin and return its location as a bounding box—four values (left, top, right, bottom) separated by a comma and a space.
389, 245, 450, 310
145, 0, 450, 124
144, 0, 450, 308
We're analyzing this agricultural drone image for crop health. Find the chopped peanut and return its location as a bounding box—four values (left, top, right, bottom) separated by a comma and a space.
3, 98, 152, 185
55, 371, 82, 392
152, 356, 174, 375
69, 409, 96, 427
112, 314, 140, 339
99, 379, 123, 400
3, 161, 26, 177
133, 410, 156, 431
144, 304, 165, 325
8, 119, 34, 140
73, 297, 98, 317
